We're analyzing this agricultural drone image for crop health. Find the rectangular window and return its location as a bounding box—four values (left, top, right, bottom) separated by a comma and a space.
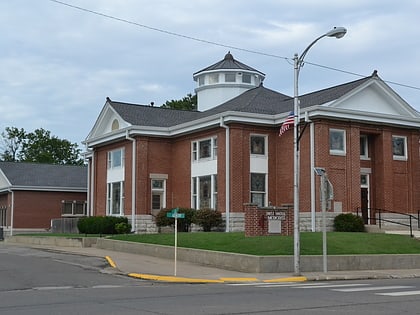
225, 73, 236, 82
192, 137, 217, 161
360, 135, 369, 159
250, 135, 266, 155
392, 135, 407, 160
151, 179, 166, 211
192, 177, 197, 209
107, 148, 125, 169
107, 181, 124, 215
329, 129, 346, 155
242, 73, 251, 83
213, 138, 218, 158
200, 139, 211, 159
209, 73, 219, 84
250, 173, 266, 207
199, 175, 211, 209
192, 175, 217, 209
213, 175, 217, 210
61, 201, 87, 216
198, 76, 205, 86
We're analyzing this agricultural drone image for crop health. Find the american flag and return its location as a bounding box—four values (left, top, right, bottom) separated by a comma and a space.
279, 112, 294, 136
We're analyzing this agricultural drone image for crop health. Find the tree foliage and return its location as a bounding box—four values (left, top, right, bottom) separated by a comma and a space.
161, 93, 197, 111
0, 127, 84, 165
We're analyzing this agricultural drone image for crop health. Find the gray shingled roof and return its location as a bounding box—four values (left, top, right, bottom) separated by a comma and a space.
108, 75, 373, 128
110, 101, 202, 127
193, 52, 265, 76
0, 162, 87, 189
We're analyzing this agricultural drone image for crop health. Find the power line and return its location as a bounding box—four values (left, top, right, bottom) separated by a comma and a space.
48, 0, 420, 93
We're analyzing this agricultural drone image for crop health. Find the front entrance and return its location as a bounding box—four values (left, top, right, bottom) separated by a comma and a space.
361, 187, 369, 224
360, 173, 370, 224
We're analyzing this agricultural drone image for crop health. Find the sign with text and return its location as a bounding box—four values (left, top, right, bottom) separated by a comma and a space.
267, 211, 286, 221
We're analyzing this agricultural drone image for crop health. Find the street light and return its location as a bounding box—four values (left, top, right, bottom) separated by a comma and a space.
293, 26, 347, 275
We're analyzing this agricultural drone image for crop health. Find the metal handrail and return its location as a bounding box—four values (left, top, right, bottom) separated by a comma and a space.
356, 207, 419, 238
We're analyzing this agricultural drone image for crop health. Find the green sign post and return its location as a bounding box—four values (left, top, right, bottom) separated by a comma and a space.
166, 208, 184, 276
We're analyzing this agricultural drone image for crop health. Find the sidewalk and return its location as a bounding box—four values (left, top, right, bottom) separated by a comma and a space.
5, 241, 420, 283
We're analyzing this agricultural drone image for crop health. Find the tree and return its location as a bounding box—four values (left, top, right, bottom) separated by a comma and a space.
0, 127, 26, 161
161, 93, 197, 111
0, 127, 84, 165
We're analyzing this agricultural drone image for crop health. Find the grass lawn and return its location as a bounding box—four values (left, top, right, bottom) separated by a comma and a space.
109, 232, 420, 256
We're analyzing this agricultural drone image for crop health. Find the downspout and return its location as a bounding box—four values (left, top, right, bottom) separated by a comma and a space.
9, 189, 14, 236
309, 117, 316, 232
126, 130, 137, 233
220, 117, 230, 232
89, 153, 95, 216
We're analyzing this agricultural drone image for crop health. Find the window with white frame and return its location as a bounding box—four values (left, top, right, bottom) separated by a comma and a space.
192, 175, 217, 209
198, 76, 205, 86
250, 135, 266, 155
250, 173, 266, 207
151, 178, 166, 211
392, 135, 407, 160
61, 200, 87, 216
107, 148, 125, 169
107, 181, 124, 215
192, 137, 217, 161
360, 135, 369, 159
329, 129, 346, 155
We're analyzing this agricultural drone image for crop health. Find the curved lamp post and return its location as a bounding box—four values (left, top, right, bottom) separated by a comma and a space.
293, 26, 347, 275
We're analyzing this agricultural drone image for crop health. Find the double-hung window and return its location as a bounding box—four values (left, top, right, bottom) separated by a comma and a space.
107, 182, 124, 215
151, 178, 166, 211
108, 148, 124, 169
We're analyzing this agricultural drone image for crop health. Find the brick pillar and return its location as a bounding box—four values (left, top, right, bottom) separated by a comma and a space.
244, 203, 267, 237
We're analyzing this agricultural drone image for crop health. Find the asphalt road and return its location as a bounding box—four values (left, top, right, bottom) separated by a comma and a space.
1, 244, 420, 314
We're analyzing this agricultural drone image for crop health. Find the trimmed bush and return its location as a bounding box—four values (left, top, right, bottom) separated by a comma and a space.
155, 208, 195, 232
333, 213, 365, 232
193, 208, 223, 232
77, 216, 129, 235
115, 222, 132, 234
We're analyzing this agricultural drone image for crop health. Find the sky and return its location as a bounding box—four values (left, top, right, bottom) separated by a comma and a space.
1, 0, 420, 147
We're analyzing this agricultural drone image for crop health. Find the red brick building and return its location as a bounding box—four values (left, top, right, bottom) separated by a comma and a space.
85, 53, 420, 233
0, 162, 87, 234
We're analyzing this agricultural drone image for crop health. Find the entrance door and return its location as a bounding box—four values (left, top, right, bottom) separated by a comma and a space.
361, 188, 369, 224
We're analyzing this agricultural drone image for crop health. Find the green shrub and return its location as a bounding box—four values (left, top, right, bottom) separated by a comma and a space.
77, 216, 129, 235
115, 222, 132, 234
155, 208, 195, 232
333, 213, 365, 232
193, 208, 223, 232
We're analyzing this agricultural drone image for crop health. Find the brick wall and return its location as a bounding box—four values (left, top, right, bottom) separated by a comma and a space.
12, 191, 87, 229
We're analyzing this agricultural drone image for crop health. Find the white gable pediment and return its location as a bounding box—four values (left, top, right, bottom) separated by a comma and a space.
329, 79, 419, 118
85, 102, 131, 141
0, 169, 11, 190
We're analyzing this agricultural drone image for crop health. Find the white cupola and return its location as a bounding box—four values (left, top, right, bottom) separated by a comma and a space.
193, 52, 265, 111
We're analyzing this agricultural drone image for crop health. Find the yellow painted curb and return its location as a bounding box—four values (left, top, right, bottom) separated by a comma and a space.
128, 273, 224, 283
219, 277, 258, 282
263, 276, 307, 283
105, 256, 117, 268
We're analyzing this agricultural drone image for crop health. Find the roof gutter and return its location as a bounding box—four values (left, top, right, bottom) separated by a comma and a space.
126, 130, 137, 233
